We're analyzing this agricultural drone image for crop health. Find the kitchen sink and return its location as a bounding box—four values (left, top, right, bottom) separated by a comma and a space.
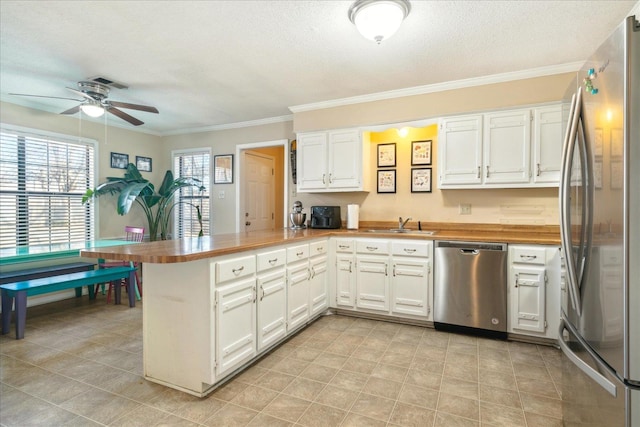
366, 229, 436, 235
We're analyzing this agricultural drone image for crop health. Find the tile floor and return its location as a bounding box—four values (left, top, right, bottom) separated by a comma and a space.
0, 296, 564, 426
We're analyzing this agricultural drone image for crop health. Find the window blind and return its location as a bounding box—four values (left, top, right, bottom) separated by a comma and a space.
172, 150, 210, 238
0, 126, 95, 249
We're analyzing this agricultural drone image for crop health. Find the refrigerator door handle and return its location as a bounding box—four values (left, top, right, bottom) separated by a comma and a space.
559, 319, 617, 397
559, 90, 583, 315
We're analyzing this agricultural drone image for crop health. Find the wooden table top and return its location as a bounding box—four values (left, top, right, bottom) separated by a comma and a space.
80, 222, 560, 264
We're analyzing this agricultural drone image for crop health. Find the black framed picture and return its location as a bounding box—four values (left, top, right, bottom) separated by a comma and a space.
411, 168, 432, 193
377, 143, 396, 167
110, 152, 129, 169
214, 154, 234, 184
411, 140, 432, 165
377, 169, 396, 193
136, 156, 152, 172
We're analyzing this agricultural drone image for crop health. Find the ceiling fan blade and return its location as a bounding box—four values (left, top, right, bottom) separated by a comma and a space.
108, 101, 158, 114
66, 87, 95, 101
10, 93, 82, 102
60, 105, 80, 115
108, 107, 144, 126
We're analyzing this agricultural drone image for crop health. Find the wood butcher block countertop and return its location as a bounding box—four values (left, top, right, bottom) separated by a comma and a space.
80, 222, 560, 264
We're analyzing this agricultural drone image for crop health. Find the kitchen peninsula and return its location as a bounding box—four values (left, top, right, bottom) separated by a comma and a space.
80, 224, 561, 397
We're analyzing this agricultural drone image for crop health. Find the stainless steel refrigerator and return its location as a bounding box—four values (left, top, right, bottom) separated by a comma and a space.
559, 14, 640, 427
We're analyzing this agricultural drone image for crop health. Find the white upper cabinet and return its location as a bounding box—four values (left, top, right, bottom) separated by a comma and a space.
297, 128, 369, 192
483, 109, 531, 185
439, 104, 562, 189
532, 105, 564, 185
438, 115, 483, 186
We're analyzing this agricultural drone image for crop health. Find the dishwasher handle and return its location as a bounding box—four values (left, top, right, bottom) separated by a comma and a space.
460, 249, 479, 255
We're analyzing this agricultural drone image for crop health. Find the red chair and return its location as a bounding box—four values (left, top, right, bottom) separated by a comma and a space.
96, 226, 144, 303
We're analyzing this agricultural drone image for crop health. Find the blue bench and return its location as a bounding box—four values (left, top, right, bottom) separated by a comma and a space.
1, 266, 136, 339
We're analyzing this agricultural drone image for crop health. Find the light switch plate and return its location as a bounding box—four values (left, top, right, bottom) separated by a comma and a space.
218, 191, 225, 199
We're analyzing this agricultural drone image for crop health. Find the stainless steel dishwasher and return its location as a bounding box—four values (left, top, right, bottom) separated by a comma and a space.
434, 241, 508, 338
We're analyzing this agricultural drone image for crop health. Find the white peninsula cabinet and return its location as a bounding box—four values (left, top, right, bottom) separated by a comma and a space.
508, 245, 561, 340
438, 104, 563, 189
296, 129, 370, 192
142, 239, 330, 397
256, 248, 287, 351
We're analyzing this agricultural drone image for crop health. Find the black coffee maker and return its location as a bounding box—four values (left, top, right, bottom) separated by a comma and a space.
310, 206, 342, 229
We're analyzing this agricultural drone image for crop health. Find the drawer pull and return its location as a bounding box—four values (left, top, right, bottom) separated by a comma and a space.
366, 246, 378, 251
296, 251, 304, 257
520, 255, 537, 261
317, 246, 323, 252
338, 244, 349, 249
403, 248, 416, 253
268, 258, 278, 265
232, 266, 245, 275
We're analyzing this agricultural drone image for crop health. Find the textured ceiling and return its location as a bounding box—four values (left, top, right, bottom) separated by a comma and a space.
0, 1, 637, 135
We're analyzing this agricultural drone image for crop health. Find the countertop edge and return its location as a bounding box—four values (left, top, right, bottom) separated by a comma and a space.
80, 225, 561, 263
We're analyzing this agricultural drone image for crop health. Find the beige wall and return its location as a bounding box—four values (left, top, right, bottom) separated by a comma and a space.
0, 101, 165, 239
163, 121, 294, 233
1, 72, 573, 238
293, 73, 574, 132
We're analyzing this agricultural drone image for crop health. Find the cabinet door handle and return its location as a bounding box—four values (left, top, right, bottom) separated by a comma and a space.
537, 163, 541, 176
486, 165, 490, 178
322, 174, 326, 184
260, 285, 265, 301
393, 264, 396, 277
253, 286, 257, 303
348, 261, 352, 273
329, 173, 332, 183
385, 264, 388, 276
477, 166, 481, 178
515, 273, 519, 287
232, 266, 244, 275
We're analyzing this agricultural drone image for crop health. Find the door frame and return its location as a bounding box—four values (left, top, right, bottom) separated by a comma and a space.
235, 139, 289, 233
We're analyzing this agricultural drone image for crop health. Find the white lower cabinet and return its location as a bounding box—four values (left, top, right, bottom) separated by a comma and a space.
334, 239, 356, 308
390, 241, 433, 319
214, 254, 257, 378
256, 248, 287, 352
348, 239, 433, 320
286, 243, 310, 332
309, 240, 328, 316
508, 245, 561, 339
356, 240, 390, 313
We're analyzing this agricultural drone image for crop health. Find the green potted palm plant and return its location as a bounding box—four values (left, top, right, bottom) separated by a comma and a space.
83, 163, 205, 241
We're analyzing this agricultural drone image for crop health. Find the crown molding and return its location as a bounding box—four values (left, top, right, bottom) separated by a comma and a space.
162, 114, 293, 136
288, 62, 582, 113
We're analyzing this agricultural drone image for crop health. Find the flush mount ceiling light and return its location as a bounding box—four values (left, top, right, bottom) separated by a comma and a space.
348, 0, 411, 44
80, 101, 105, 118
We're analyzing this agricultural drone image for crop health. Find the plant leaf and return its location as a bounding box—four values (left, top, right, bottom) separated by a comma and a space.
117, 182, 153, 215
158, 170, 174, 196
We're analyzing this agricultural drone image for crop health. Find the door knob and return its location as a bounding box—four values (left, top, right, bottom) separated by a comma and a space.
246, 221, 251, 226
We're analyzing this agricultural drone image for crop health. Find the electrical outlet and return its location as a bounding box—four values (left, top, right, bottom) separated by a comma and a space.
459, 203, 471, 215
218, 191, 225, 199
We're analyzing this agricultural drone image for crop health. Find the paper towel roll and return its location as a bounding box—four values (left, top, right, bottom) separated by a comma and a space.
347, 204, 359, 229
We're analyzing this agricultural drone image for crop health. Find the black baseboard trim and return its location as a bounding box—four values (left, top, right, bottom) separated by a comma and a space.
434, 322, 507, 340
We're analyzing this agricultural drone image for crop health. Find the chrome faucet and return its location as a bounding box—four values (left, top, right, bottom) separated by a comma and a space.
398, 217, 412, 230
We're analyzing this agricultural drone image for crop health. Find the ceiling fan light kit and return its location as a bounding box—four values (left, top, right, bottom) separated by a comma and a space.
348, 0, 411, 44
80, 101, 105, 118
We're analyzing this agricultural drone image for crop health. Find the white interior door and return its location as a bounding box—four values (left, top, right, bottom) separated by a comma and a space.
243, 151, 275, 232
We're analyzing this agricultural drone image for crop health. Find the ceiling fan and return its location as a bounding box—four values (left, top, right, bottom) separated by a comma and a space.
10, 81, 159, 126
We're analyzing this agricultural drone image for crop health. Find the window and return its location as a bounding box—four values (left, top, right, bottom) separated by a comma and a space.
0, 125, 96, 249
172, 149, 211, 238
